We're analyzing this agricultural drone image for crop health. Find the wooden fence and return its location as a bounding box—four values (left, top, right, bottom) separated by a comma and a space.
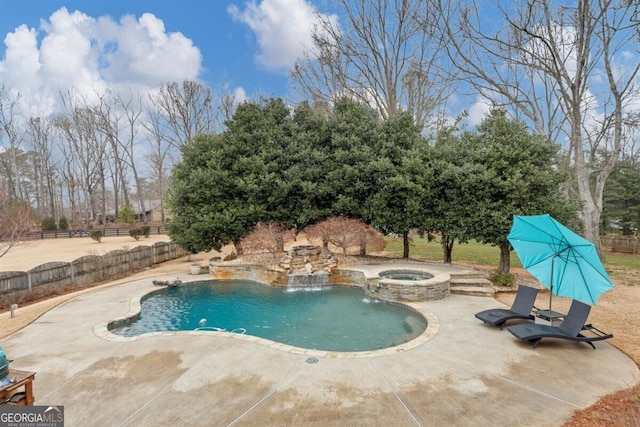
600, 236, 640, 254
0, 241, 187, 295
25, 226, 168, 240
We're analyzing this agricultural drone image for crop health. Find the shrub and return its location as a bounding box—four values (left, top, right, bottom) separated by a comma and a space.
118, 201, 136, 226
129, 228, 143, 241
365, 228, 387, 254
305, 216, 382, 256
89, 230, 103, 243
58, 216, 69, 230
240, 221, 294, 259
489, 269, 515, 287
141, 225, 151, 238
41, 217, 57, 231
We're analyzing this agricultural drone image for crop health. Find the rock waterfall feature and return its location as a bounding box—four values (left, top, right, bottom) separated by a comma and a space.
280, 245, 337, 288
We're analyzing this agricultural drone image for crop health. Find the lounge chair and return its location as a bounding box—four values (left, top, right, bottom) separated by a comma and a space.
475, 285, 539, 329
507, 299, 613, 349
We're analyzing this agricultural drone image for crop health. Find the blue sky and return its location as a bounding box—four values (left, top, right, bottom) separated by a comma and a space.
0, 0, 334, 115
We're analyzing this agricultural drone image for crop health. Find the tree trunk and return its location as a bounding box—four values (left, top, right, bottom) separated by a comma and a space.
276, 234, 284, 253
499, 243, 511, 273
233, 239, 244, 255
581, 200, 602, 249
46, 172, 56, 219
402, 232, 410, 258
441, 234, 454, 264
98, 162, 107, 227
572, 92, 604, 254
67, 182, 77, 226
359, 236, 366, 256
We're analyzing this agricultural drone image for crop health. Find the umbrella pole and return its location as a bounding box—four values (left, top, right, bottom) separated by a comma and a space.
549, 257, 555, 312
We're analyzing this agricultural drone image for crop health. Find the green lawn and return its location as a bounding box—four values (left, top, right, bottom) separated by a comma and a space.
383, 236, 521, 268
383, 235, 640, 274
602, 252, 640, 269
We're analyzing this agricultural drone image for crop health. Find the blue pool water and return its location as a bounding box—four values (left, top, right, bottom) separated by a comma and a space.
109, 280, 428, 352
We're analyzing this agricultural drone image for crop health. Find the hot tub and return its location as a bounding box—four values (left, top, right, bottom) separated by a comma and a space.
366, 269, 450, 302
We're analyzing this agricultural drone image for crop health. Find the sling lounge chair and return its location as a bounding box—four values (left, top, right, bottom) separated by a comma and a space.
507, 299, 613, 349
475, 285, 538, 330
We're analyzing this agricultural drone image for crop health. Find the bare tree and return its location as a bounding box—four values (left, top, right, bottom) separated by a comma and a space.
304, 219, 333, 249
291, 0, 454, 128
240, 222, 295, 259
0, 199, 34, 258
143, 104, 173, 223
54, 123, 80, 226
305, 216, 376, 256
26, 117, 59, 219
145, 81, 231, 223
55, 91, 108, 226
147, 80, 219, 149
219, 90, 240, 125
361, 227, 387, 255
0, 85, 27, 201
432, 0, 640, 250
91, 95, 118, 226
90, 89, 148, 221
113, 90, 146, 218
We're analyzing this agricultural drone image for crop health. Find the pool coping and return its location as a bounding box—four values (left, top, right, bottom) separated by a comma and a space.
93, 278, 441, 359
7, 260, 639, 426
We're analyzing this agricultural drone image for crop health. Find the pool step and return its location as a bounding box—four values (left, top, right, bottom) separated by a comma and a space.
449, 277, 494, 297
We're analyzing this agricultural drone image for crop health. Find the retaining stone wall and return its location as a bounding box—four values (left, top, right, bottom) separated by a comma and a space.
0, 242, 187, 295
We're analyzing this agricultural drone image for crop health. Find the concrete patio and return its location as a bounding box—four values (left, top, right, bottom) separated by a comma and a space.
1, 262, 638, 426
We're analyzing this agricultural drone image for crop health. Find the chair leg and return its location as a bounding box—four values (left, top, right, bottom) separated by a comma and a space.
531, 338, 542, 349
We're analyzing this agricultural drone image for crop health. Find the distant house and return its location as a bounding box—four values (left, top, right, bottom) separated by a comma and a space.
137, 200, 169, 224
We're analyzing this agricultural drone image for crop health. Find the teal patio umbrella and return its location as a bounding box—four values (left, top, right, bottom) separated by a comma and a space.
507, 214, 614, 310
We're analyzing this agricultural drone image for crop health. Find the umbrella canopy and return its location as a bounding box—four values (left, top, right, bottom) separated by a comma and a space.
507, 214, 614, 308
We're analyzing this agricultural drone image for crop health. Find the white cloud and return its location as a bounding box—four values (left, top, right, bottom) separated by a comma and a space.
228, 0, 333, 72
98, 13, 201, 84
2, 25, 40, 85
0, 7, 202, 117
233, 86, 248, 104
38, 9, 104, 97
466, 97, 492, 127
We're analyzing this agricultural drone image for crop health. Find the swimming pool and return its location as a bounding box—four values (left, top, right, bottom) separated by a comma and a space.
108, 280, 428, 352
